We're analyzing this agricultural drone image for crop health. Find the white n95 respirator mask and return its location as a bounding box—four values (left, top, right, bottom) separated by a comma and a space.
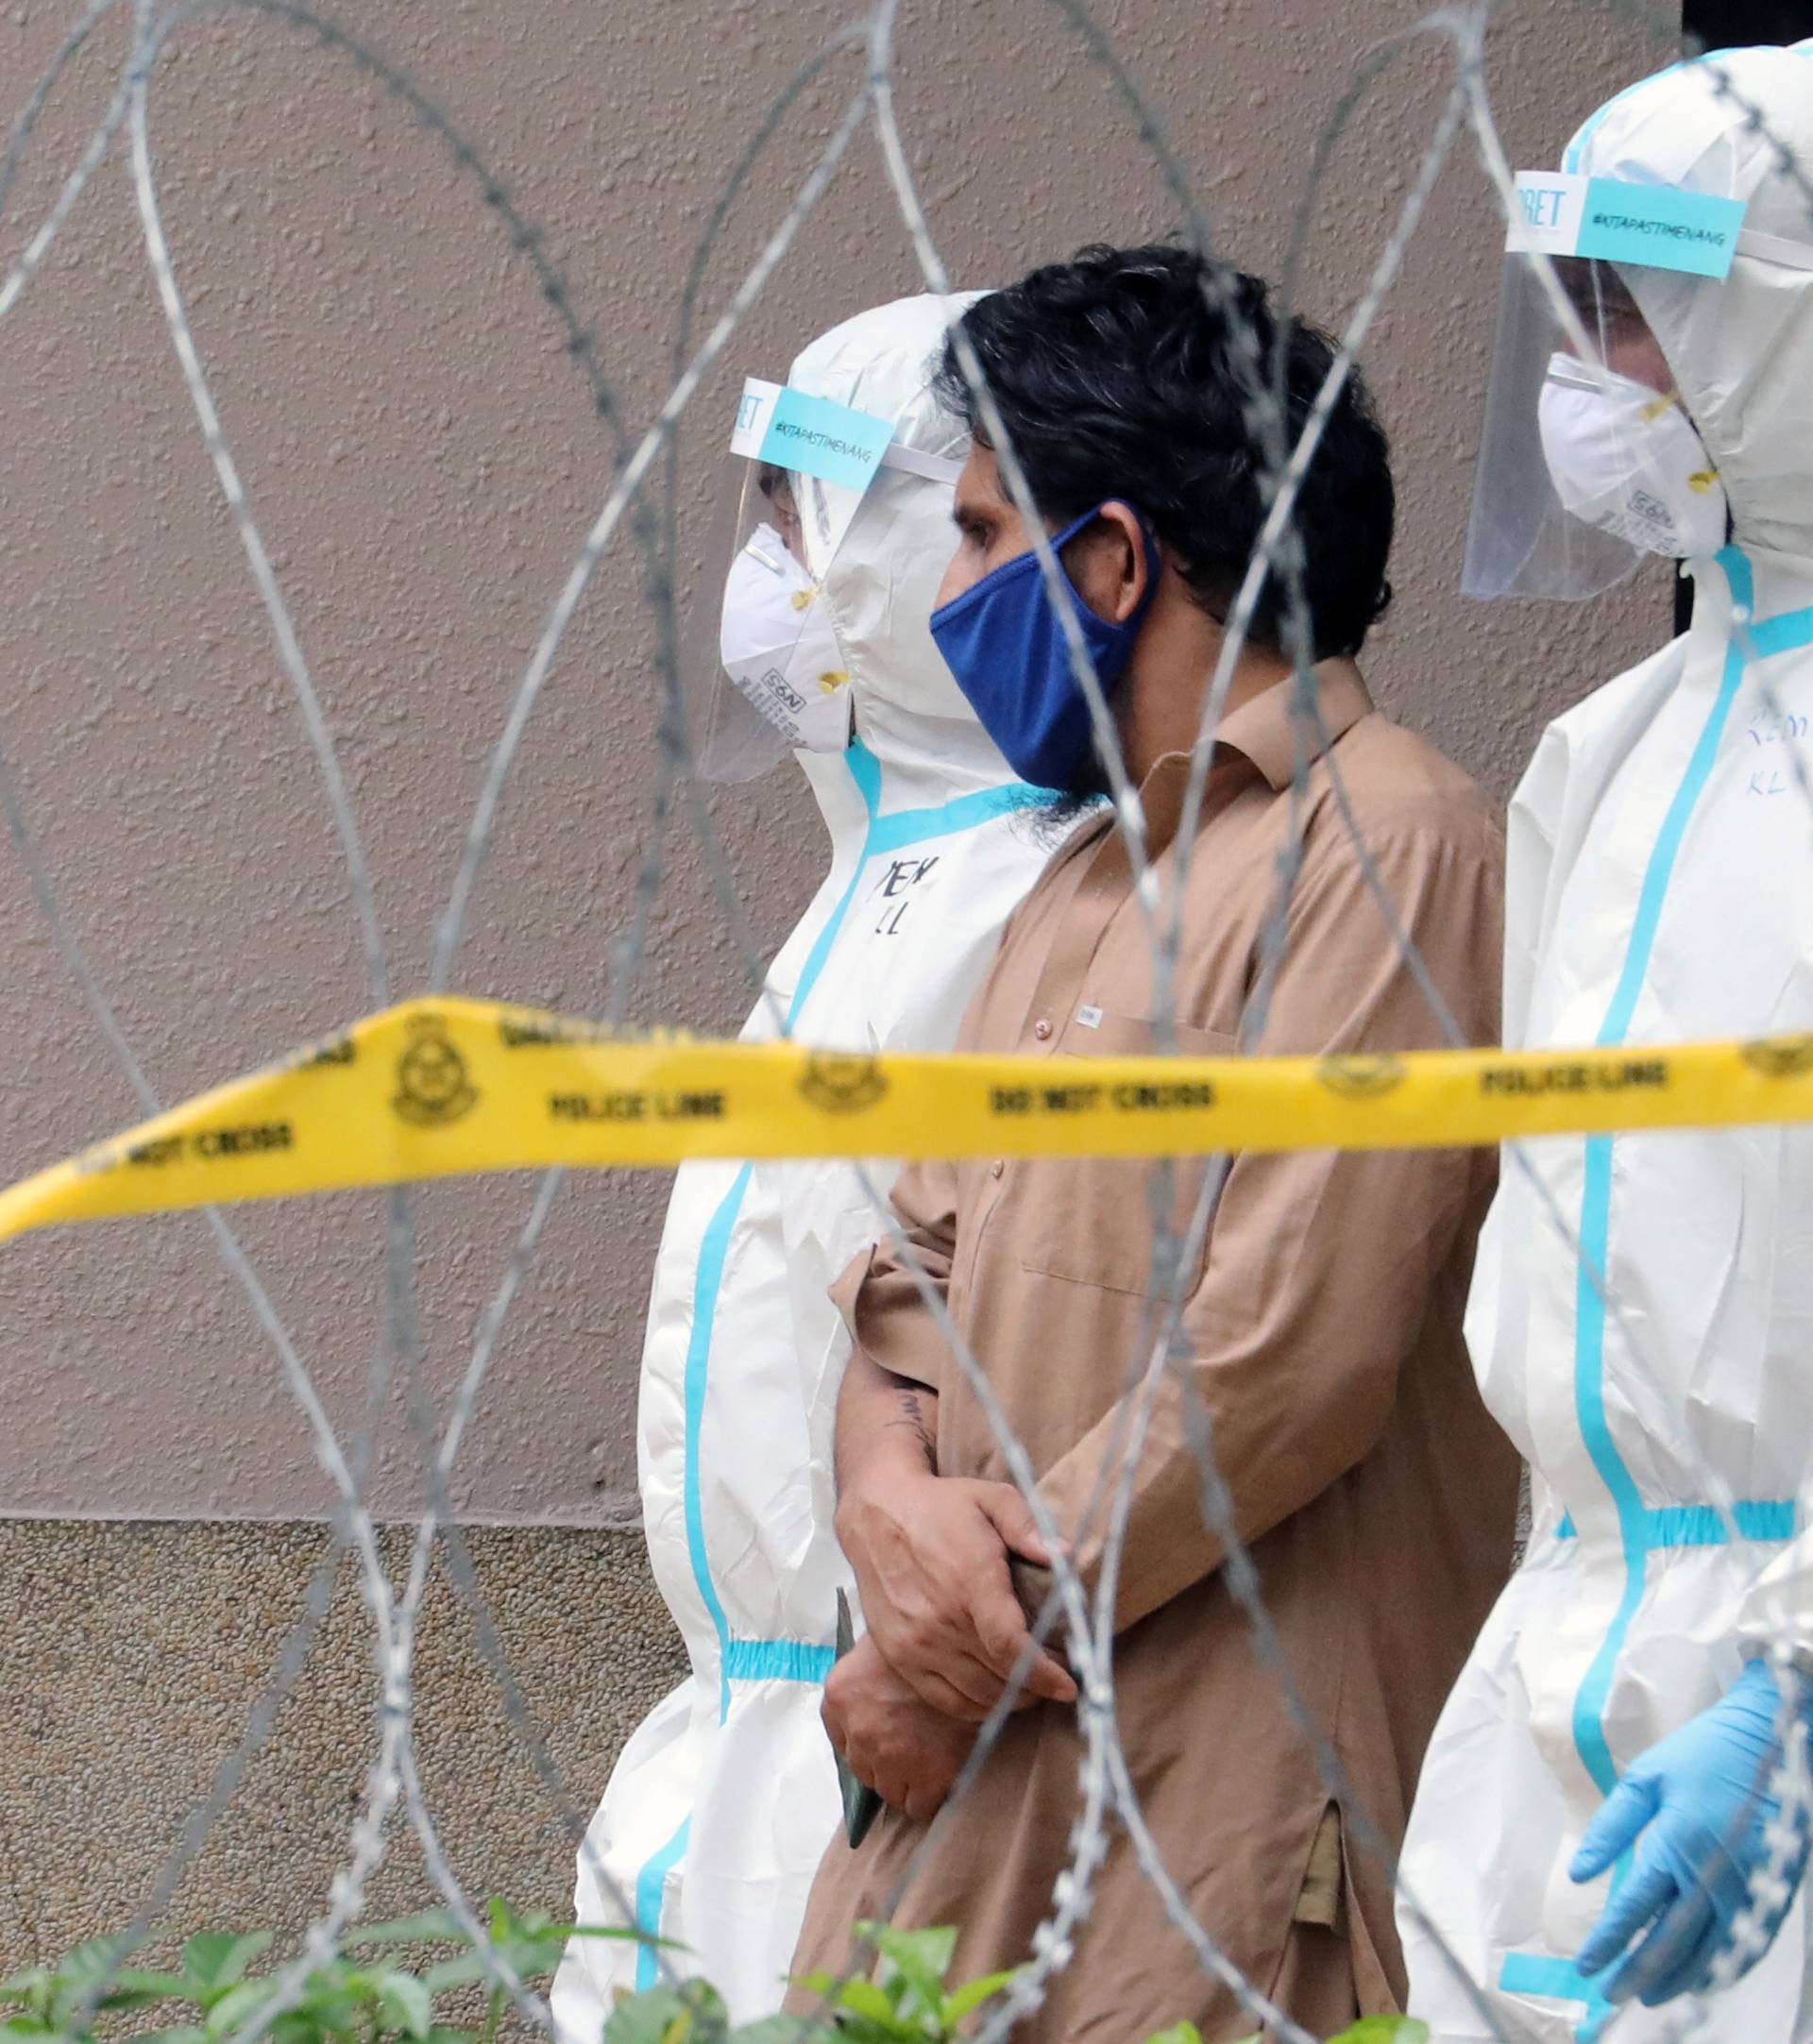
1536, 355, 1729, 561
717, 523, 854, 754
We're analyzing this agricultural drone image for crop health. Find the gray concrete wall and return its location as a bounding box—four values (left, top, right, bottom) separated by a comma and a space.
0, 0, 1669, 1969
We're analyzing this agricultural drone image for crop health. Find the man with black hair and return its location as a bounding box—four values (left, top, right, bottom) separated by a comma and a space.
788, 245, 1518, 2038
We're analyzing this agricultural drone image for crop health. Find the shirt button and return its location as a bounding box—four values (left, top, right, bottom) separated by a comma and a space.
1033, 1018, 1053, 1040
991, 1159, 1005, 1179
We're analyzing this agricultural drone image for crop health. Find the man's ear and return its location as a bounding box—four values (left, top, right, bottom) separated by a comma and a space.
1067, 501, 1154, 625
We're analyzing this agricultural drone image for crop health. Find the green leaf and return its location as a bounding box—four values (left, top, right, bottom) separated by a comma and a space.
95, 1991, 184, 2017
51, 1938, 136, 2003
1328, 2024, 1428, 2044
0, 1973, 53, 2019
868, 1925, 955, 1982
1142, 2028, 1207, 2044
790, 1971, 902, 2042
106, 1972, 192, 2005
45, 1938, 148, 2031
415, 1936, 557, 1995
57, 1938, 136, 1983
438, 1928, 678, 2002
940, 1970, 1021, 2026
492, 1901, 562, 1944
492, 1936, 572, 1986
829, 1981, 898, 2028
142, 2027, 210, 2044
346, 1915, 466, 1951
3, 2023, 77, 2044
820, 2015, 906, 2044
724, 2020, 826, 2044
289, 1966, 371, 2039
602, 1984, 701, 2044
184, 1937, 274, 2002
271, 2011, 337, 2044
869, 1925, 957, 2028
375, 1973, 432, 2042
419, 1954, 486, 1995
202, 1979, 280, 2038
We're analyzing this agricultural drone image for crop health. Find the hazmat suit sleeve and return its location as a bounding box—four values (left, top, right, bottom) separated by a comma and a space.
1019, 820, 1504, 1635
1736, 1545, 1813, 1671
828, 1150, 963, 1405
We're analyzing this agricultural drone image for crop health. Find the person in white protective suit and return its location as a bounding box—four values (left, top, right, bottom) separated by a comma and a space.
550, 295, 1057, 2033
1399, 42, 1813, 2044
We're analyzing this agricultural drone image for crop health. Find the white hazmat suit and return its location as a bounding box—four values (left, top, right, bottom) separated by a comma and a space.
551, 296, 1054, 2032
1402, 45, 1813, 2044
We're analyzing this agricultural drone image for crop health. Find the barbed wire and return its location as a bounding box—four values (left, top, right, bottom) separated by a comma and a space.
6, 0, 1813, 2040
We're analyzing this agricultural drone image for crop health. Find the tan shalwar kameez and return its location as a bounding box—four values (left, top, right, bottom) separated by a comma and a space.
789, 667, 1521, 2042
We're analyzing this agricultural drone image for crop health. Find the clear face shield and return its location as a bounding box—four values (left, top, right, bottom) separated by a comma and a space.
1463, 171, 1747, 601
682, 376, 963, 782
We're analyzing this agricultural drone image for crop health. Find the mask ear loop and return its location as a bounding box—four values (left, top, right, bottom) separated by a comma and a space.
1122, 508, 1165, 633
1056, 502, 1166, 633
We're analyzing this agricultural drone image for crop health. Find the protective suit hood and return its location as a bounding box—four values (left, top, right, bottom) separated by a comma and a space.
782, 293, 1017, 802
1566, 43, 1813, 561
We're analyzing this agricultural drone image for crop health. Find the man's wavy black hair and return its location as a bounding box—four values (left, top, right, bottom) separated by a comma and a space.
934, 244, 1394, 661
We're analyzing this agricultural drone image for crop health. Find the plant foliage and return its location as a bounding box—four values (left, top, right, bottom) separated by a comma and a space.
2, 1913, 1427, 2044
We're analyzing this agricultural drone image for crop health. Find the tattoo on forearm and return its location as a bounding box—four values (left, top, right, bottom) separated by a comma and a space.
884, 1390, 936, 1461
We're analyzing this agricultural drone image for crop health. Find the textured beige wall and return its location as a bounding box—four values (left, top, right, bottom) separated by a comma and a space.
0, 0, 1675, 1973
0, 1520, 686, 1971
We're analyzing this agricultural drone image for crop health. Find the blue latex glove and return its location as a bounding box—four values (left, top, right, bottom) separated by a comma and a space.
1570, 1660, 1812, 2007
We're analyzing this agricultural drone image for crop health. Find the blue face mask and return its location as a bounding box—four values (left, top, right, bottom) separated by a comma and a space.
929, 502, 1161, 792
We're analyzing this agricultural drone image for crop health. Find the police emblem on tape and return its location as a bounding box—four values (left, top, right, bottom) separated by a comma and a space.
798, 1051, 888, 1115
1315, 1054, 1407, 1101
393, 1014, 479, 1127
1738, 1035, 1813, 1079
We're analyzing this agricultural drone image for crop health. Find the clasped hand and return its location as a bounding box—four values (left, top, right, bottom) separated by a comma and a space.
835, 1464, 1078, 1722
822, 1631, 977, 1824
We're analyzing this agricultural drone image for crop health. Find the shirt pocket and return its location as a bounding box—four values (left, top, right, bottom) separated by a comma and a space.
1015, 1011, 1237, 1297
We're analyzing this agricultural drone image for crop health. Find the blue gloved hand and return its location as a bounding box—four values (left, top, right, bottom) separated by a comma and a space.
1570, 1660, 1812, 2007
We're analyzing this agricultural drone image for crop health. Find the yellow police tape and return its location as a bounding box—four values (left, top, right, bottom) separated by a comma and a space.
4, 994, 1813, 1246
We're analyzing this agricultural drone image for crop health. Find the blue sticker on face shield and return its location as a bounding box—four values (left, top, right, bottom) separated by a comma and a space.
758, 387, 895, 493
1578, 178, 1746, 279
